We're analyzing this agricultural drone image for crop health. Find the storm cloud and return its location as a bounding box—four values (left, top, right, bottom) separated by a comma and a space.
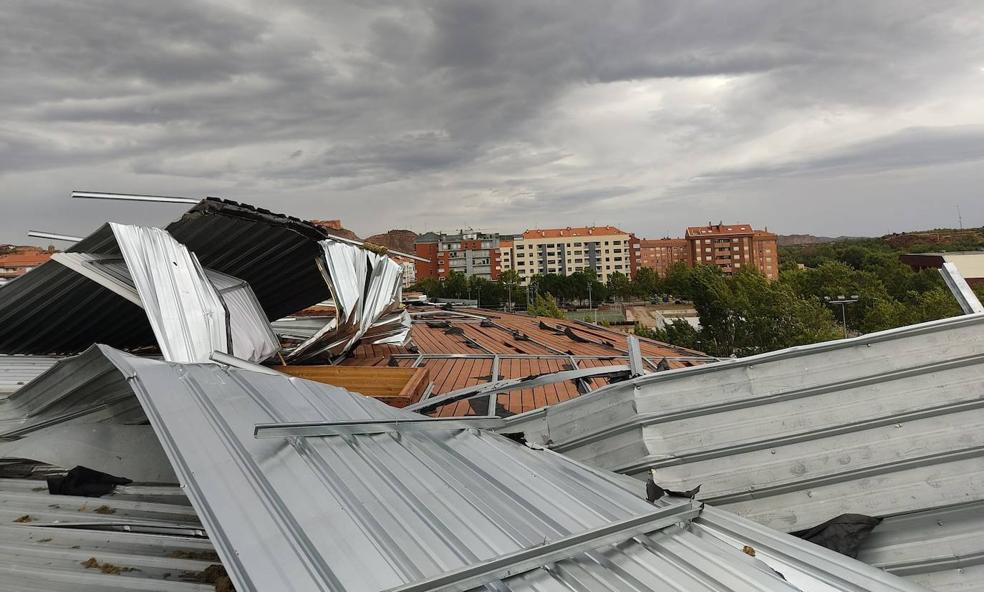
1, 0, 983, 243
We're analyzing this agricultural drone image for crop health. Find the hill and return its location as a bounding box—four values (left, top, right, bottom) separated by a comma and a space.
881, 227, 984, 252
777, 234, 837, 247
364, 229, 418, 254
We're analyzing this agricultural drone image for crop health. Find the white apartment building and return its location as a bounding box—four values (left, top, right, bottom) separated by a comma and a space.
511, 226, 632, 283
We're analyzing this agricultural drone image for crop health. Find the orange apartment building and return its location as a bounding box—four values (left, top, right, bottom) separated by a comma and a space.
0, 247, 54, 283
683, 223, 779, 279
636, 238, 692, 275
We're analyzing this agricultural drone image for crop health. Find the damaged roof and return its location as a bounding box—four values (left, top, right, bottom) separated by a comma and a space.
0, 345, 926, 592
0, 474, 221, 591
0, 222, 278, 362
334, 306, 713, 417
509, 311, 984, 591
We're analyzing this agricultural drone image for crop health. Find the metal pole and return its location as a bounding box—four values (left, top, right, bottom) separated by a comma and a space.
71, 190, 200, 204
840, 303, 848, 339
28, 230, 84, 242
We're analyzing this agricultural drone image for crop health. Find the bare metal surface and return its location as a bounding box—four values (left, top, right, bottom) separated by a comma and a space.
285, 239, 410, 361
940, 262, 984, 314
17, 345, 925, 592
253, 416, 506, 438
71, 190, 200, 204
509, 312, 984, 589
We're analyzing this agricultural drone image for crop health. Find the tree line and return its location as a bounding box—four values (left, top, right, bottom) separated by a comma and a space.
412, 234, 981, 357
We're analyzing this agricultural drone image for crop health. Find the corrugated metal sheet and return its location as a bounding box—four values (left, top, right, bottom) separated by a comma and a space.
286, 240, 410, 361
509, 312, 984, 590
112, 223, 230, 363
0, 355, 60, 395
0, 476, 219, 591
0, 346, 146, 436
0, 256, 155, 354
29, 345, 926, 592
857, 500, 984, 591
0, 223, 279, 361
164, 198, 337, 320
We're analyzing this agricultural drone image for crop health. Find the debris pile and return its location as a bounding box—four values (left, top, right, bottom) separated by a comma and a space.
0, 191, 970, 591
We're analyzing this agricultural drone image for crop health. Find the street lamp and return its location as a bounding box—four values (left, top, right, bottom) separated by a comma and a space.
824, 294, 859, 339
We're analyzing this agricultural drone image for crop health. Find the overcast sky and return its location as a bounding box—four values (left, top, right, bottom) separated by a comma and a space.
2, 1, 983, 245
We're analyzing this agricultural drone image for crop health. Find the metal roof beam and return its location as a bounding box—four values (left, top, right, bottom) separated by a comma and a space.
940, 262, 984, 314
27, 230, 84, 242
627, 335, 645, 377
72, 190, 201, 204
254, 416, 504, 438
405, 365, 632, 414
385, 501, 700, 592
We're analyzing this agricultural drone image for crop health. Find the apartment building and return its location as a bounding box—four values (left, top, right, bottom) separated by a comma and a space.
684, 224, 779, 279
0, 249, 54, 281
512, 226, 632, 283
413, 230, 511, 281
637, 238, 691, 275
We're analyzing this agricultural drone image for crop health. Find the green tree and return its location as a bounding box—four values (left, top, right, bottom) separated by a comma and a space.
498, 269, 521, 285
633, 267, 660, 298
527, 293, 565, 319
607, 271, 633, 300
662, 261, 694, 300
690, 267, 840, 356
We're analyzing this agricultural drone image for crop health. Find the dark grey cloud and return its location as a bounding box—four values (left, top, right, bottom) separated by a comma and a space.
698, 125, 984, 182
1, 0, 983, 244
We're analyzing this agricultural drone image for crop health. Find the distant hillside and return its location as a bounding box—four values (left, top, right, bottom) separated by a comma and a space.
364, 229, 418, 254
309, 219, 361, 242
881, 227, 984, 252
777, 234, 837, 247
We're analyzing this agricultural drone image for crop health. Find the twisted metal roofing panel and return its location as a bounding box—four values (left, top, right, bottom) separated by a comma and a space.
30, 345, 924, 592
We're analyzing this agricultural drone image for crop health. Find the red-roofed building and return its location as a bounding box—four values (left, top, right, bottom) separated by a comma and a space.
0, 250, 53, 281
684, 223, 778, 279
637, 238, 691, 276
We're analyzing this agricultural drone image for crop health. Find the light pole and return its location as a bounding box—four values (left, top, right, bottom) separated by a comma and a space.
824, 294, 859, 339
587, 281, 596, 323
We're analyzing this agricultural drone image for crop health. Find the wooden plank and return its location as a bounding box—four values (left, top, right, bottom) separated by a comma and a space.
271, 365, 423, 401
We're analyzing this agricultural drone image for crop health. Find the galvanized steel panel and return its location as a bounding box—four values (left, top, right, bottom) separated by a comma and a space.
30, 345, 924, 592
510, 313, 984, 588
